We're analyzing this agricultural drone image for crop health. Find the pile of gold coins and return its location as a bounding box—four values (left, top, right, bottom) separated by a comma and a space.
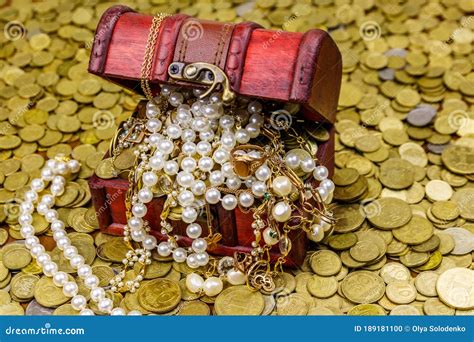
1, 0, 473, 315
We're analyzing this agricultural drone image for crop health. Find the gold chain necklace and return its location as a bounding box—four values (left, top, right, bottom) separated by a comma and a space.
140, 13, 169, 101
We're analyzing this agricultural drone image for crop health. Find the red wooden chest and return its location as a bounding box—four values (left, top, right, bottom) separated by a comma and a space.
87, 5, 341, 266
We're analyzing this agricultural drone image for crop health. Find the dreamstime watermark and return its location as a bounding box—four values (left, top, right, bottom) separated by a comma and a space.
3, 20, 27, 41
4, 322, 85, 336
85, 13, 120, 49
448, 109, 470, 132
263, 13, 299, 49
269, 109, 292, 131
359, 20, 382, 41
92, 110, 115, 130
181, 19, 204, 42
359, 198, 382, 219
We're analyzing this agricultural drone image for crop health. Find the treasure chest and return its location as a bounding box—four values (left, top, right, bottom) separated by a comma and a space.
87, 5, 341, 266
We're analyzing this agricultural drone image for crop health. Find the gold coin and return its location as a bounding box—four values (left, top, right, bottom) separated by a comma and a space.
276, 293, 310, 315
341, 271, 385, 304
379, 263, 411, 284
0, 302, 24, 315
348, 303, 386, 315
0, 228, 8, 246
53, 303, 80, 315
137, 279, 181, 313
11, 273, 39, 301
333, 168, 359, 186
307, 275, 338, 298
2, 246, 32, 270
385, 281, 417, 304
423, 298, 455, 315
92, 265, 115, 287
389, 305, 420, 315
328, 233, 358, 250
333, 204, 365, 233
425, 180, 453, 201
414, 271, 439, 297
441, 144, 474, 175
436, 267, 474, 310
379, 158, 414, 190
178, 301, 210, 315
350, 240, 379, 262
34, 276, 70, 308
215, 285, 264, 315
392, 215, 433, 245
310, 250, 342, 276
367, 197, 412, 230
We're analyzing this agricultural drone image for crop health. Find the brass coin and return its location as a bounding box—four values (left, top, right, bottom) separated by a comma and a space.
34, 276, 70, 308
215, 285, 264, 315
367, 197, 412, 230
348, 303, 386, 315
436, 268, 474, 310
379, 263, 411, 284
310, 250, 342, 276
328, 233, 358, 250
137, 279, 181, 313
275, 293, 310, 315
333, 204, 365, 233
0, 302, 24, 315
385, 281, 417, 304
333, 168, 359, 186
307, 275, 338, 298
379, 158, 415, 190
423, 298, 455, 315
341, 271, 385, 304
441, 144, 474, 175
0, 228, 8, 246
53, 303, 79, 315
178, 300, 210, 315
2, 246, 32, 270
393, 215, 433, 245
11, 273, 39, 301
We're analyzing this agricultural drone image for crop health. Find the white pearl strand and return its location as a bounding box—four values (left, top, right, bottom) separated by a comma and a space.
18, 157, 141, 316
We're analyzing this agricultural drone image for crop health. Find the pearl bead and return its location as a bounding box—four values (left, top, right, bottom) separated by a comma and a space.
198, 157, 214, 172
132, 203, 147, 218
182, 142, 196, 156
138, 188, 153, 203
191, 180, 206, 196
71, 295, 87, 310
77, 265, 92, 278
191, 238, 207, 253
143, 235, 157, 250
251, 181, 267, 197
320, 179, 335, 192
90, 287, 106, 302
25, 190, 38, 202
43, 261, 58, 276
272, 176, 292, 197
173, 247, 187, 263
219, 115, 235, 129
158, 139, 174, 154
63, 245, 77, 259
131, 228, 146, 242
182, 206, 198, 223
200, 130, 215, 141
226, 176, 242, 190
186, 223, 202, 239
248, 101, 262, 114
166, 124, 182, 139
142, 171, 158, 186
169, 91, 184, 107
178, 190, 194, 206
221, 194, 238, 210
31, 244, 45, 257
238, 192, 255, 207
182, 129, 196, 142
181, 157, 197, 172
157, 241, 172, 256
246, 123, 260, 138
255, 165, 271, 181
110, 308, 126, 315
196, 141, 211, 155
127, 310, 142, 316
164, 160, 179, 175
192, 117, 209, 132
128, 217, 143, 230
205, 188, 221, 204
25, 236, 39, 249
45, 209, 58, 222
308, 224, 324, 242
195, 252, 209, 266
263, 227, 279, 245
313, 165, 329, 181
176, 172, 194, 188
84, 275, 99, 289
31, 178, 45, 192
213, 149, 229, 164
145, 118, 162, 132
20, 225, 34, 238
209, 170, 224, 186
235, 129, 250, 143
317, 187, 329, 201
186, 253, 200, 269
220, 132, 236, 149
149, 156, 164, 170
70, 255, 85, 268
53, 271, 68, 286
300, 157, 316, 173
186, 273, 204, 293
203, 277, 223, 297
36, 253, 51, 266
67, 159, 81, 173
41, 167, 54, 181
272, 201, 292, 222
79, 309, 95, 316
98, 298, 113, 313
285, 151, 300, 169
63, 281, 78, 297
51, 220, 65, 231
227, 269, 246, 285
20, 201, 34, 214
221, 162, 234, 177
18, 213, 32, 225
249, 113, 264, 126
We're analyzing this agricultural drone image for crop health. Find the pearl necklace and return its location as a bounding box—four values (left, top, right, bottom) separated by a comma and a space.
18, 156, 140, 315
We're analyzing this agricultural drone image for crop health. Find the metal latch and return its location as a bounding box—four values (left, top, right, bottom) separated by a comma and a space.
168, 62, 235, 104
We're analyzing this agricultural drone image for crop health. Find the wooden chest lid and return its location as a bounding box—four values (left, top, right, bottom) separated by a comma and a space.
88, 5, 342, 123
